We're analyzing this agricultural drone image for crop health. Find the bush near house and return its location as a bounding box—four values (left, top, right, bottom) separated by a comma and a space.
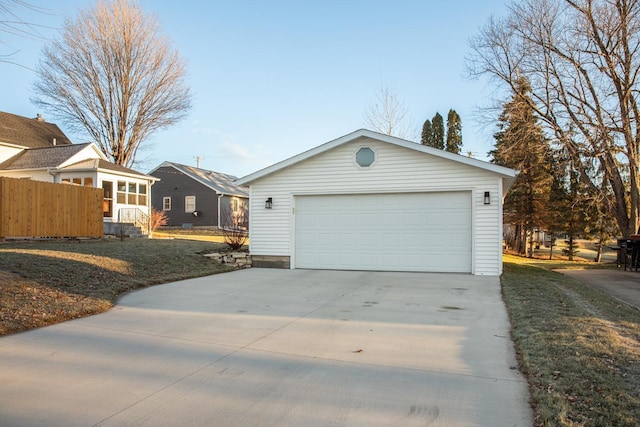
150, 207, 168, 231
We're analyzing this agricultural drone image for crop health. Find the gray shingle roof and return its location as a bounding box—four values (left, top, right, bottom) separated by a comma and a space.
152, 161, 248, 197
0, 144, 90, 170
0, 111, 73, 148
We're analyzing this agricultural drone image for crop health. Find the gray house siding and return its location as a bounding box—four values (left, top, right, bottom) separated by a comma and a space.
219, 194, 249, 229
150, 166, 219, 227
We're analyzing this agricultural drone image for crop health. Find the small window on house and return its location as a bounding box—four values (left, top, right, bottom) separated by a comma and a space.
84, 177, 93, 187
62, 178, 71, 184
356, 147, 375, 167
138, 183, 147, 205
185, 196, 196, 213
231, 198, 239, 212
127, 183, 137, 204
117, 181, 126, 203
163, 197, 171, 211
72, 178, 82, 185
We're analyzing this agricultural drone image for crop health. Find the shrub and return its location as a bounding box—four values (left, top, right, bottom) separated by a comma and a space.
150, 208, 168, 231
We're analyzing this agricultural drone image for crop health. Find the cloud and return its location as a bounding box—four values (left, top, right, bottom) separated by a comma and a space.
189, 120, 229, 137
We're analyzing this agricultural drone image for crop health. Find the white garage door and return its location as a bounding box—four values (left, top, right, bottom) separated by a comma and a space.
294, 192, 472, 272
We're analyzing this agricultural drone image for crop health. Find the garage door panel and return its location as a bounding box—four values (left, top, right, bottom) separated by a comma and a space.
359, 212, 378, 226
379, 232, 399, 247
359, 233, 379, 247
295, 192, 471, 273
317, 232, 336, 247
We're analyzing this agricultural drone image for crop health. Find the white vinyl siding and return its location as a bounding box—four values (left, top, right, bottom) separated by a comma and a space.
248, 137, 505, 275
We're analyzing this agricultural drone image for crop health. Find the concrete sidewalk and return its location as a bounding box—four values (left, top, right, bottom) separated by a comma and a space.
557, 268, 640, 310
0, 269, 532, 426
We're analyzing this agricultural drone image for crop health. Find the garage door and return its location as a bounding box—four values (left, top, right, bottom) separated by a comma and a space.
294, 192, 472, 272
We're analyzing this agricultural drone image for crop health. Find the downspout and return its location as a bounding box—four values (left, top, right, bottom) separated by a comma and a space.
47, 168, 60, 182
217, 193, 223, 229
148, 180, 155, 236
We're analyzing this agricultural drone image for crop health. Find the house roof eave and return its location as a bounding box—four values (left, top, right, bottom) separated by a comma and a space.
236, 129, 518, 186
149, 161, 248, 197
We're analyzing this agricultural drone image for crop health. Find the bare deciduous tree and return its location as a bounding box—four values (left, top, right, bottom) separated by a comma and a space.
363, 81, 413, 140
32, 0, 191, 168
467, 0, 640, 237
0, 1, 47, 65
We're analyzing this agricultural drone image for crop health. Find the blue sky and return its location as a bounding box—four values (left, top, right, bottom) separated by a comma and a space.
1, 0, 508, 177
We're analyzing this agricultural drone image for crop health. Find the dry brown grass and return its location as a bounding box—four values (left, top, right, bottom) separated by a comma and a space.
0, 238, 232, 335
502, 254, 640, 426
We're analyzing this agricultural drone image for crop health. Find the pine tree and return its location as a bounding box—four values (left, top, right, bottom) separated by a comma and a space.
431, 113, 445, 149
562, 168, 584, 261
421, 119, 432, 146
445, 109, 462, 153
491, 78, 552, 257
545, 152, 568, 259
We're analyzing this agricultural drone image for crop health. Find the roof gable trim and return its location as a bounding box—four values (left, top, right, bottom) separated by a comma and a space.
149, 161, 248, 197
236, 129, 517, 185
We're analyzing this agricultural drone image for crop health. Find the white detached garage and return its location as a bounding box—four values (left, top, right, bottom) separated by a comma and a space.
236, 129, 516, 276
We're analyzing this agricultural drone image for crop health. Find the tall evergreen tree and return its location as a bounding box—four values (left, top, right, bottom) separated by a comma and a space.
431, 113, 445, 150
491, 78, 551, 257
445, 109, 462, 153
545, 152, 569, 259
562, 167, 585, 261
421, 119, 432, 146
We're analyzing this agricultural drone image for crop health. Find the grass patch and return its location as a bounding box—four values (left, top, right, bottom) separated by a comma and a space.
502, 254, 640, 426
0, 239, 233, 335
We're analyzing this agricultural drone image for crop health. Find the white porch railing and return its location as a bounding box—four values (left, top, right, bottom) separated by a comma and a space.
118, 207, 150, 235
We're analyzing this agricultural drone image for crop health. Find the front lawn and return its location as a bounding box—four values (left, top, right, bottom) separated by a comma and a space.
502, 254, 640, 426
0, 238, 232, 335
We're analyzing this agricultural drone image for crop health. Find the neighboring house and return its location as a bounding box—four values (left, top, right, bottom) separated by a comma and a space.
0, 111, 158, 235
149, 161, 248, 229
236, 129, 517, 276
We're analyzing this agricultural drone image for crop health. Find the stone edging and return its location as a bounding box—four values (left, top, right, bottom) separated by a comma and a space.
204, 252, 251, 269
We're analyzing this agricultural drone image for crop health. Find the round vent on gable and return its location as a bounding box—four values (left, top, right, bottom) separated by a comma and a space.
355, 147, 375, 167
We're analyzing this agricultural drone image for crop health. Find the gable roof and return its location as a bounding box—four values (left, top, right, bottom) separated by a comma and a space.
0, 143, 90, 170
62, 158, 158, 180
0, 111, 73, 148
149, 161, 248, 197
236, 129, 518, 189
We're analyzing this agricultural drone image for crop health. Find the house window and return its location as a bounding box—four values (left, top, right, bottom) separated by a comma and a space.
84, 177, 93, 187
185, 196, 196, 213
128, 183, 137, 204
103, 181, 113, 218
138, 183, 147, 206
231, 198, 239, 212
117, 181, 126, 203
62, 178, 71, 184
72, 178, 82, 185
356, 147, 375, 167
163, 197, 171, 211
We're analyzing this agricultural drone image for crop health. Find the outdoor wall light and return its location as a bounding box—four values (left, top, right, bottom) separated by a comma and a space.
265, 197, 273, 209
484, 191, 491, 205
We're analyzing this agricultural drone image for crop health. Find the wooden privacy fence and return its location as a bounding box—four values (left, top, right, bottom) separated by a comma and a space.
0, 177, 103, 239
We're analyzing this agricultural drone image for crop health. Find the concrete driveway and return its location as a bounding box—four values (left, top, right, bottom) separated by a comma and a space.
0, 269, 532, 427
